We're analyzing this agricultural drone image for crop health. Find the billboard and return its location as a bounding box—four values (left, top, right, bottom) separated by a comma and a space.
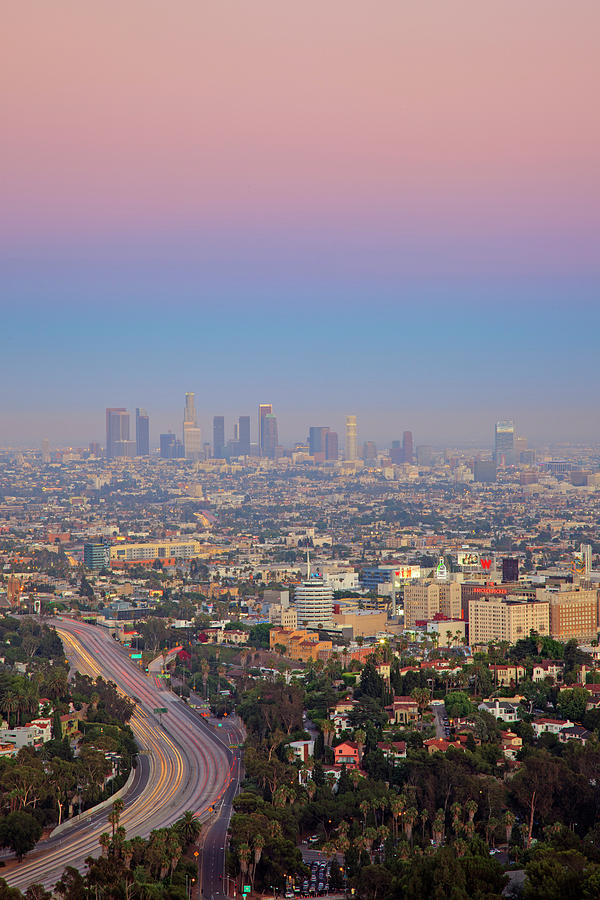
458, 552, 480, 567
392, 566, 420, 583
458, 552, 494, 570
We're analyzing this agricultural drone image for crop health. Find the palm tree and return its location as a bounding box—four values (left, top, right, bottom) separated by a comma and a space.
364, 827, 378, 859
503, 810, 516, 845
359, 799, 370, 831
450, 802, 463, 835
166, 828, 182, 877
403, 808, 417, 844
389, 793, 405, 841
432, 810, 445, 845
175, 810, 201, 847
201, 659, 209, 699
465, 799, 478, 824
410, 687, 431, 721
419, 808, 428, 841
251, 834, 265, 887
354, 728, 366, 763
454, 838, 467, 858
99, 832, 111, 857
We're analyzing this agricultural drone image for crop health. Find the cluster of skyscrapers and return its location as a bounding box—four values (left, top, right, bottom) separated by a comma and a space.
103, 397, 421, 464
105, 407, 149, 459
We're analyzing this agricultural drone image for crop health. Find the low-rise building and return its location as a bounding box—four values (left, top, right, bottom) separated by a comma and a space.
478, 700, 520, 723
333, 740, 360, 769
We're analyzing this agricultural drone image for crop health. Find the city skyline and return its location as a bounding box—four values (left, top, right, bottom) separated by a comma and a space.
3, 3, 600, 445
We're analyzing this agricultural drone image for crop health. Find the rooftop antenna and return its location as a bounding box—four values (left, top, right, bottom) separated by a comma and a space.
307, 549, 311, 579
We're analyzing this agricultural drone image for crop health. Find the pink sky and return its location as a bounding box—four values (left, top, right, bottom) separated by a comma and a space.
3, 1, 599, 265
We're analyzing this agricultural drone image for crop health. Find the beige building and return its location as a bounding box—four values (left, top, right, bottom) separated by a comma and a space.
404, 581, 461, 627
468, 597, 550, 646
269, 604, 298, 629
332, 610, 387, 638
536, 587, 598, 641
110, 540, 204, 564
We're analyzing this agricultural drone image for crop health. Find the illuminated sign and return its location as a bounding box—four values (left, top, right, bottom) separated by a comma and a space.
458, 552, 480, 567
393, 566, 420, 582
472, 586, 508, 595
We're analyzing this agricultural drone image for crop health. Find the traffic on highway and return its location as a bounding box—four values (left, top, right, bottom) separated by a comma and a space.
3, 618, 237, 892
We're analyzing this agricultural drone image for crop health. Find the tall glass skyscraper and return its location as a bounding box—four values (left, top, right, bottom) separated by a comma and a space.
258, 403, 272, 455
183, 392, 202, 459
494, 420, 515, 465
345, 415, 357, 461
106, 408, 129, 459
213, 415, 225, 458
136, 408, 150, 456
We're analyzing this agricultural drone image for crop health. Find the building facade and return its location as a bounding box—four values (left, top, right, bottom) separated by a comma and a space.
468, 597, 550, 645
294, 578, 334, 628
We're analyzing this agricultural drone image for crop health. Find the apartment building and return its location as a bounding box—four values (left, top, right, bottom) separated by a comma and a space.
404, 580, 461, 627
536, 587, 599, 641
468, 597, 549, 646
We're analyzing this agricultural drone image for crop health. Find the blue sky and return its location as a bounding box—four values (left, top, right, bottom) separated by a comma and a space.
2, 249, 599, 448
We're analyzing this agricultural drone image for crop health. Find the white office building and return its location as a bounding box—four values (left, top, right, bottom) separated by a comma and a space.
294, 578, 334, 629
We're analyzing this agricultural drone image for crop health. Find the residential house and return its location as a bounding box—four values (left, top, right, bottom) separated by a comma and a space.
423, 738, 464, 754
532, 661, 563, 683
377, 741, 407, 761
333, 740, 360, 769
532, 717, 573, 737
478, 700, 520, 723
488, 664, 526, 687
385, 696, 419, 726
288, 739, 315, 763
500, 731, 522, 760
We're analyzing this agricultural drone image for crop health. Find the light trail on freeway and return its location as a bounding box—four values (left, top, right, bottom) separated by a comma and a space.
3, 619, 235, 892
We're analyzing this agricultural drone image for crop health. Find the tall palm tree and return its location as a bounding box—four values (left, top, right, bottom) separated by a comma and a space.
419, 808, 428, 841
403, 808, 417, 844
175, 810, 201, 846
503, 810, 516, 845
251, 834, 265, 887
432, 810, 445, 845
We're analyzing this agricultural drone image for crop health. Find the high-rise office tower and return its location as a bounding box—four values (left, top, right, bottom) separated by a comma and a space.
325, 431, 338, 461
362, 441, 377, 460
258, 403, 272, 455
308, 426, 329, 459
136, 408, 150, 456
345, 415, 357, 461
390, 440, 403, 464
213, 416, 225, 459
402, 430, 414, 463
160, 432, 184, 459
183, 392, 202, 459
106, 408, 130, 459
502, 557, 519, 583
41, 439, 51, 464
494, 420, 515, 465
262, 413, 278, 458
238, 416, 251, 455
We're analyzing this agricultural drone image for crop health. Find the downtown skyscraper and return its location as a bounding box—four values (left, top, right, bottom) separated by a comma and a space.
345, 415, 357, 461
183, 392, 202, 459
258, 403, 272, 456
136, 408, 150, 456
105, 408, 130, 459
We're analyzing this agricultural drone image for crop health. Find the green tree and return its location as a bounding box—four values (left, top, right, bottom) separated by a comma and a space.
0, 811, 43, 861
557, 687, 590, 723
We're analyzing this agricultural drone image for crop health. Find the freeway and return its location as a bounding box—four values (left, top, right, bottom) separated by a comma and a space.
3, 619, 235, 892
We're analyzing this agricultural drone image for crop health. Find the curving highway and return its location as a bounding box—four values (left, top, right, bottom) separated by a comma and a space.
3, 619, 236, 892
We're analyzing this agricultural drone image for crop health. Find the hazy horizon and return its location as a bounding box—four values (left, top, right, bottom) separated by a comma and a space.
3, 3, 599, 446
